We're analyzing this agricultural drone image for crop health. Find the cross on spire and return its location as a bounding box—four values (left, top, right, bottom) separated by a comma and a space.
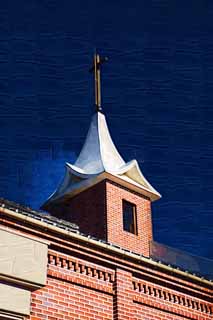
90, 52, 108, 112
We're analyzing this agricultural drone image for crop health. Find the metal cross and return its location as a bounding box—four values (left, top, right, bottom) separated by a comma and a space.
90, 52, 108, 112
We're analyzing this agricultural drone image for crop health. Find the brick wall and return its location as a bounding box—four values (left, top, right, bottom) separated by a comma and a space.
132, 277, 213, 320
113, 269, 135, 320
28, 250, 213, 320
0, 211, 211, 320
46, 179, 153, 257
29, 250, 114, 320
106, 180, 152, 257
47, 181, 107, 240
30, 278, 113, 320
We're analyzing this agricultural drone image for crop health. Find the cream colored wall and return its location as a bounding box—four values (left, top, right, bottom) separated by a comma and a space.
0, 228, 48, 286
0, 283, 30, 315
0, 227, 48, 316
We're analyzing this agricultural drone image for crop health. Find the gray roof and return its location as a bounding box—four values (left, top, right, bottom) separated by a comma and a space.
0, 198, 79, 232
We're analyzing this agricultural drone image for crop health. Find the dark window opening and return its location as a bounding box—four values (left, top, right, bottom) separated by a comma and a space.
122, 200, 137, 235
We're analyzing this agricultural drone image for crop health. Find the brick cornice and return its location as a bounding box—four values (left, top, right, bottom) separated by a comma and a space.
0, 208, 212, 300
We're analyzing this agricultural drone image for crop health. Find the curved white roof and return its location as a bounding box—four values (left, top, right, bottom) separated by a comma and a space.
42, 111, 161, 208
74, 111, 125, 174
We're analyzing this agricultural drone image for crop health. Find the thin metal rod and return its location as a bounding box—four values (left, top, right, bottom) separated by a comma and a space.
94, 53, 98, 108
97, 54, 101, 109
94, 53, 101, 111
90, 52, 108, 112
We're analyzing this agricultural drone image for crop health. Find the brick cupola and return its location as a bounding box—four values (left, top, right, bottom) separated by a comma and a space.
41, 53, 161, 257
41, 110, 161, 257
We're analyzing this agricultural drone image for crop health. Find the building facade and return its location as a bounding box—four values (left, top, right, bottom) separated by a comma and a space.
0, 105, 212, 319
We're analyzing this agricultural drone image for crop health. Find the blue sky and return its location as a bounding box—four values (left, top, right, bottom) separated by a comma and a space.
0, 0, 213, 258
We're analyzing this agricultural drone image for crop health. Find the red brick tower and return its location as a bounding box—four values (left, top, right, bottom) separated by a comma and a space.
42, 53, 161, 257
42, 110, 161, 257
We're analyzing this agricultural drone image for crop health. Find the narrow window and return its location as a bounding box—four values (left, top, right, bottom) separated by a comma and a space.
122, 200, 137, 235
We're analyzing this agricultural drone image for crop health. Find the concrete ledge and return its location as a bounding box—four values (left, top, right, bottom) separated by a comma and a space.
0, 228, 48, 286
0, 283, 30, 315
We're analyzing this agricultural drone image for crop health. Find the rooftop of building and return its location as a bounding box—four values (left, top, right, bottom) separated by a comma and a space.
1, 197, 212, 285
0, 198, 79, 232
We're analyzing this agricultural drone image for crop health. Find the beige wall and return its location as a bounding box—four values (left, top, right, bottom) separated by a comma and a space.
0, 227, 48, 316
0, 228, 48, 286
0, 283, 30, 315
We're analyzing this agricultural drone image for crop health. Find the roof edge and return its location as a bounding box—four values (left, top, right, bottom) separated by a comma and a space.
42, 171, 161, 209
0, 203, 212, 286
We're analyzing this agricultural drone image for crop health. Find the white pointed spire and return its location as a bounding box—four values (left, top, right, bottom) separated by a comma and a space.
42, 111, 161, 209
73, 112, 125, 174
